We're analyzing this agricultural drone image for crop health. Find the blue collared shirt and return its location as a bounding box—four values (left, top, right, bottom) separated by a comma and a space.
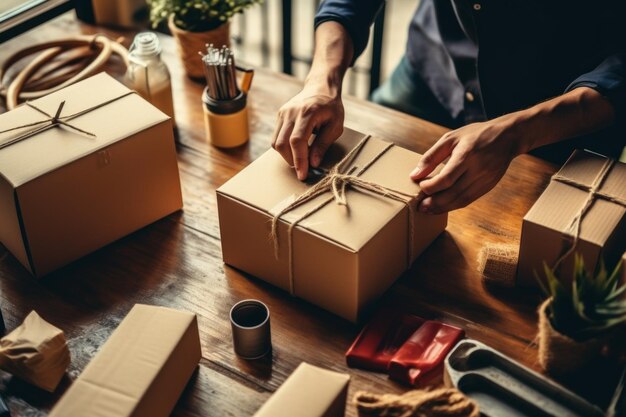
315, 0, 625, 160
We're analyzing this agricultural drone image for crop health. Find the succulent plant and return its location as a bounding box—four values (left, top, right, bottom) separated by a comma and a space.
147, 0, 262, 32
540, 254, 626, 341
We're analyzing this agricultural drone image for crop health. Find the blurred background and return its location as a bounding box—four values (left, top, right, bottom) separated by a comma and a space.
0, 0, 416, 100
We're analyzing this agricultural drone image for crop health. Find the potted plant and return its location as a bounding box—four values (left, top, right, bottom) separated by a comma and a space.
147, 0, 262, 79
538, 254, 626, 376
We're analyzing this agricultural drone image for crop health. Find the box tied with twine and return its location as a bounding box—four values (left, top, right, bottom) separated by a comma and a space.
269, 136, 419, 297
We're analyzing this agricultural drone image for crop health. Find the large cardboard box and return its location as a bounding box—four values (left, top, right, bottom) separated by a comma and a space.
0, 72, 182, 277
517, 150, 626, 286
217, 128, 447, 321
48, 304, 201, 417
253, 362, 350, 417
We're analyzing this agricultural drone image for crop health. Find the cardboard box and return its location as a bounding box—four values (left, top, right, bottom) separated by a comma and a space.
217, 128, 447, 321
0, 72, 182, 277
517, 150, 626, 286
49, 304, 201, 417
253, 362, 350, 417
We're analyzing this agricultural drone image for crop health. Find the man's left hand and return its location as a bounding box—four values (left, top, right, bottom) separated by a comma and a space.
409, 115, 525, 214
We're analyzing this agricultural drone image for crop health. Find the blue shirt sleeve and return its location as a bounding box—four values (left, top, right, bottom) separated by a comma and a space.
314, 0, 385, 64
565, 52, 626, 120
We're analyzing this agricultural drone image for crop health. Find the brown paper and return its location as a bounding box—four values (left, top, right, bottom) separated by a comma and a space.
49, 304, 201, 417
253, 363, 350, 417
517, 150, 626, 287
217, 128, 447, 321
0, 311, 70, 392
0, 72, 183, 277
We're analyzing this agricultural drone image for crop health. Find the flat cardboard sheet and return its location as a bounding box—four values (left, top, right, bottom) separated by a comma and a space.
518, 150, 626, 286
48, 304, 201, 417
253, 363, 350, 417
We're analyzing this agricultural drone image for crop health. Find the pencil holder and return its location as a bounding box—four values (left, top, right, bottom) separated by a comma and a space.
203, 87, 249, 148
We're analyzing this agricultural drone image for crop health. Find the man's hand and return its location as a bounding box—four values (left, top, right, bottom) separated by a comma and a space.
272, 21, 353, 180
272, 83, 344, 180
410, 87, 615, 214
410, 116, 523, 214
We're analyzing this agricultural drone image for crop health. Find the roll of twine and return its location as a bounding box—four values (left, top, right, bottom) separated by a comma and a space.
0, 34, 128, 110
354, 388, 480, 417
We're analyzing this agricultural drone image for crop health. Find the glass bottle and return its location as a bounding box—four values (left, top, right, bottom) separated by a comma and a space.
125, 32, 175, 126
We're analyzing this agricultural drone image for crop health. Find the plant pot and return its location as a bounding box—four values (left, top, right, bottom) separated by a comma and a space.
537, 299, 605, 376
168, 16, 230, 80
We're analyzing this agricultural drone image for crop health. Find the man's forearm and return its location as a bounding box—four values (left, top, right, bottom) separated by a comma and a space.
512, 87, 616, 155
305, 21, 354, 95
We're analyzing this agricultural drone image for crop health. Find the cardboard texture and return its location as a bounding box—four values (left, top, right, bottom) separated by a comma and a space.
0, 311, 70, 392
217, 128, 447, 321
253, 362, 350, 417
49, 304, 201, 417
0, 72, 182, 277
517, 150, 626, 286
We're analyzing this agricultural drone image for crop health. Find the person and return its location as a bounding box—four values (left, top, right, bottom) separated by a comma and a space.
271, 0, 625, 214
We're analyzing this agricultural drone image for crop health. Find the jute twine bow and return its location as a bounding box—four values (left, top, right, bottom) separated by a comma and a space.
551, 157, 626, 269
0, 90, 136, 151
354, 388, 480, 417
270, 135, 419, 295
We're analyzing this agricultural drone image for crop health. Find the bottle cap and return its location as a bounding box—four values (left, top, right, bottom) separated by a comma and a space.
130, 32, 161, 58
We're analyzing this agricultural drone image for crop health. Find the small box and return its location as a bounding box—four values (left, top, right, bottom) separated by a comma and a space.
217, 128, 446, 321
0, 73, 182, 277
253, 363, 350, 417
48, 304, 201, 417
517, 150, 626, 286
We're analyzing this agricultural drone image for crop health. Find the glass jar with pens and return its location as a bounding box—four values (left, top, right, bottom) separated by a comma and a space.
200, 45, 254, 148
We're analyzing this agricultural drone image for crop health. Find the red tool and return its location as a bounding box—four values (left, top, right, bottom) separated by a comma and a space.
346, 309, 424, 371
388, 320, 464, 386
346, 309, 464, 386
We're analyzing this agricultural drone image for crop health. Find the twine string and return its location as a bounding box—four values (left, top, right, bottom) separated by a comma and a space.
0, 90, 136, 151
551, 158, 626, 269
354, 388, 480, 417
270, 136, 418, 295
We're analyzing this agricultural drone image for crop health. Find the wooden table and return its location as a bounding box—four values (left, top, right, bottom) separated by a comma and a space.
0, 12, 557, 417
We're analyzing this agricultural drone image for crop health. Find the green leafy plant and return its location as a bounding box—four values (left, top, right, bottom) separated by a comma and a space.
540, 254, 626, 341
147, 0, 262, 32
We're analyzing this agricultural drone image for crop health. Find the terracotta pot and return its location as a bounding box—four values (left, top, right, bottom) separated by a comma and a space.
168, 16, 230, 80
537, 299, 604, 376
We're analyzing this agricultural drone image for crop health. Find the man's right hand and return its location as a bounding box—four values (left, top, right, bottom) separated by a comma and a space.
271, 21, 353, 181
272, 81, 344, 180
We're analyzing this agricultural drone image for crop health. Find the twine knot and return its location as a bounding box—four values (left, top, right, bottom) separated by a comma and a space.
0, 91, 136, 151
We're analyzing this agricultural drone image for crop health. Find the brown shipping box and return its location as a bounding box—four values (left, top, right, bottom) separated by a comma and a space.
217, 128, 447, 322
517, 150, 626, 286
253, 362, 350, 417
48, 304, 201, 417
0, 72, 182, 277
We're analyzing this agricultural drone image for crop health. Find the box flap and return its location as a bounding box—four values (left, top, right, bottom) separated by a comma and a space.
0, 72, 169, 187
217, 128, 424, 251
525, 149, 626, 246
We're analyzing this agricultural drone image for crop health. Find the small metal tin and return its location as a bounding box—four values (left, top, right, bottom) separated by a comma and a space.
230, 299, 272, 360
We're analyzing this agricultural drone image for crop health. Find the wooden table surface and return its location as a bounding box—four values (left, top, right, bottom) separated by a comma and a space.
0, 12, 558, 417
